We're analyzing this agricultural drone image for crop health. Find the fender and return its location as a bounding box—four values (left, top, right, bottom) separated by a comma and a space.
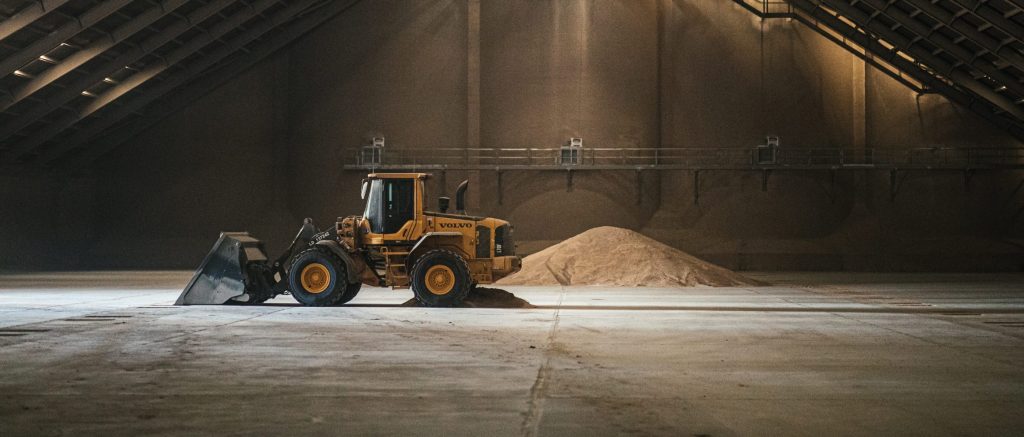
314, 240, 361, 283
410, 231, 462, 254
407, 231, 464, 267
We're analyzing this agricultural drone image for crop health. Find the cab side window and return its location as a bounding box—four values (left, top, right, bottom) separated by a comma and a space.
382, 179, 414, 234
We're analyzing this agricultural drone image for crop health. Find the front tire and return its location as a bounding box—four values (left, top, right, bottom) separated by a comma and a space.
288, 248, 350, 306
410, 249, 472, 307
331, 282, 362, 306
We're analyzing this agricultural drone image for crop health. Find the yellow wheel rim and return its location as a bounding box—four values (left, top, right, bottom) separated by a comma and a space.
300, 263, 331, 294
425, 265, 456, 296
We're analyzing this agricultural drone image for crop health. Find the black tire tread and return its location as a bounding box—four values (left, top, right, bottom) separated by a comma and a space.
410, 249, 472, 307
289, 248, 348, 307
331, 281, 362, 306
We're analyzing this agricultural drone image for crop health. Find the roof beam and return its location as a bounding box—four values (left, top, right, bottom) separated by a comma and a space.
789, 0, 1024, 141
0, 0, 70, 42
1004, 0, 1024, 12
10, 0, 284, 158
0, 0, 239, 144
76, 0, 364, 164
0, 0, 191, 112
905, 0, 1024, 72
32, 0, 332, 162
948, 0, 1024, 48
859, 0, 1024, 97
76, 0, 283, 120
816, 0, 1024, 120
734, 0, 928, 92
0, 0, 191, 111
0, 0, 134, 77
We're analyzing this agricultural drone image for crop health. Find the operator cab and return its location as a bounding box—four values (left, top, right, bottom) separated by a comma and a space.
360, 173, 428, 235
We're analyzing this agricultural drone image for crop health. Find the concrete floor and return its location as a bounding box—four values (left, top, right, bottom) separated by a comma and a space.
1, 272, 1023, 436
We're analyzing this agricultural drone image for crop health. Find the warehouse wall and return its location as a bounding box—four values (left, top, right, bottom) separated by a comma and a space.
7, 0, 1018, 270
88, 55, 298, 267
648, 1, 1023, 271
477, 1, 662, 243
285, 0, 469, 226
0, 172, 95, 270
656, 0, 859, 238
80, 0, 470, 268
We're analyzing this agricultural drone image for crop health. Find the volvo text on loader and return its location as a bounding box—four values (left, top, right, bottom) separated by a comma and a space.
175, 173, 521, 307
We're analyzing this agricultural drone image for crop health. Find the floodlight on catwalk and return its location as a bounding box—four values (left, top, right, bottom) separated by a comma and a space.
756, 135, 779, 165
359, 136, 384, 168
560, 137, 582, 166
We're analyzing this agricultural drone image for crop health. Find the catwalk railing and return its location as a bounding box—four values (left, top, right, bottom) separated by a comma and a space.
342, 146, 1024, 171
732, 0, 795, 18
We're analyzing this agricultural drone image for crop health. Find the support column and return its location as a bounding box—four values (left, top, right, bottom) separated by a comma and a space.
852, 55, 869, 209
466, 0, 481, 211
693, 170, 700, 205
852, 55, 866, 154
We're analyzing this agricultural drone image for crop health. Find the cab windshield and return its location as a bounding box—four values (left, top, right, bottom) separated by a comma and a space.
363, 178, 415, 234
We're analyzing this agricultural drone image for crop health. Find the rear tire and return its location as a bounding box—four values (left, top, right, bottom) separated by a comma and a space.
288, 248, 350, 306
410, 249, 472, 307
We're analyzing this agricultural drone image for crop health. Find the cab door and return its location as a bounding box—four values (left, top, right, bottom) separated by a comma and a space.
362, 178, 422, 242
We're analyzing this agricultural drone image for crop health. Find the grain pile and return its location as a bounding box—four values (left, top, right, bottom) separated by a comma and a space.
497, 226, 762, 287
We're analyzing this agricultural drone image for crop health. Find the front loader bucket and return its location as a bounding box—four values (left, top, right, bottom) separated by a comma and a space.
175, 232, 271, 305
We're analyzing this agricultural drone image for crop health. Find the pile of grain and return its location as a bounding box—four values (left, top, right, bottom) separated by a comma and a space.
497, 226, 762, 287
402, 287, 534, 308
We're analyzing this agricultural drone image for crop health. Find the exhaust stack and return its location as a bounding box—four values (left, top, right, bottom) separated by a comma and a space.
455, 180, 468, 214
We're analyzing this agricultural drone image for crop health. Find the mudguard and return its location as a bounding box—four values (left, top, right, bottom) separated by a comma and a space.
313, 240, 360, 283
406, 231, 464, 269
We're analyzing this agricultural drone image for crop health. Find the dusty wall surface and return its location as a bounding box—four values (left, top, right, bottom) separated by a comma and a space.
646, 1, 1023, 271
2, 0, 1021, 270
477, 0, 662, 239
81, 0, 468, 268
87, 56, 298, 267
284, 0, 469, 225
0, 173, 95, 270
657, 1, 859, 236
480, 1, 660, 148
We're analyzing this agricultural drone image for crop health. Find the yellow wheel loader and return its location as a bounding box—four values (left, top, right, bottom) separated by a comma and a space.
175, 173, 521, 307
